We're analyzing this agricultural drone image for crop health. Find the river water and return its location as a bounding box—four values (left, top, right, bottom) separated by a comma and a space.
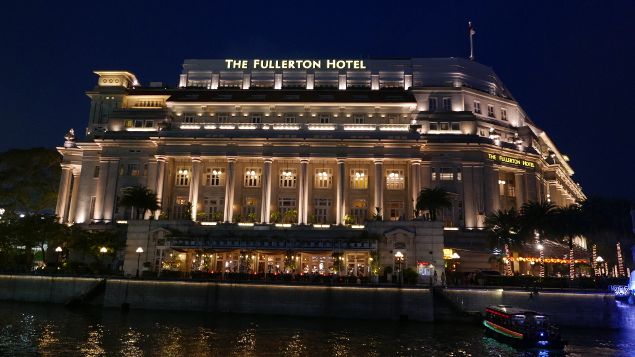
0, 302, 632, 356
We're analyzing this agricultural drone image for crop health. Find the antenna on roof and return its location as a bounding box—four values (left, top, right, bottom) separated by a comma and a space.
468, 21, 476, 61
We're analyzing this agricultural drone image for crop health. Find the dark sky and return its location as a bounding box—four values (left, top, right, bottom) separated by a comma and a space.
1, 1, 633, 200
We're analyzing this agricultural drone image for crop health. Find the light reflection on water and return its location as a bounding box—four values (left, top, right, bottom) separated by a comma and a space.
0, 301, 632, 356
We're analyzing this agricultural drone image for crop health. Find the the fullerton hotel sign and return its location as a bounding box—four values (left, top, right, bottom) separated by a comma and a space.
224, 59, 367, 70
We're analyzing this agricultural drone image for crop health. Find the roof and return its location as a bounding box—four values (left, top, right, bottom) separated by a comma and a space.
487, 305, 545, 316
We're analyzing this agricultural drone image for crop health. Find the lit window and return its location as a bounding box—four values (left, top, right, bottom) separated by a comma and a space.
244, 168, 262, 187
242, 197, 258, 219
175, 168, 190, 186
319, 114, 330, 124
350, 169, 368, 189
354, 115, 365, 124
205, 168, 224, 186
278, 197, 297, 220
386, 169, 405, 190
279, 169, 297, 188
174, 196, 188, 219
251, 114, 261, 124
350, 199, 368, 224
314, 168, 333, 189
488, 105, 495, 118
428, 98, 438, 111
440, 122, 449, 131
284, 115, 296, 124
473, 101, 481, 114
439, 168, 454, 181
442, 97, 452, 111
501, 108, 508, 121
124, 120, 134, 128
457, 168, 462, 181
431, 168, 437, 181
389, 201, 404, 221
126, 163, 140, 176
203, 197, 224, 221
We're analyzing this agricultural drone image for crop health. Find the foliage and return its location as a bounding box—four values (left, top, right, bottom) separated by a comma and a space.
270, 211, 281, 223
520, 200, 557, 241
119, 185, 160, 220
372, 207, 382, 221
415, 187, 453, 221
0, 148, 61, 214
343, 215, 354, 225
283, 209, 297, 224
484, 207, 523, 250
402, 267, 419, 284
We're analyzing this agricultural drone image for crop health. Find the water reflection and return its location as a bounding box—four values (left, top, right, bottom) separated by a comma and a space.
0, 302, 632, 356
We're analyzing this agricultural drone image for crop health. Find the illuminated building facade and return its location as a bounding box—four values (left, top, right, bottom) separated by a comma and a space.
55, 58, 584, 277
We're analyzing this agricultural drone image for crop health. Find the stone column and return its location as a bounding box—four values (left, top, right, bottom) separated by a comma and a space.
67, 169, 81, 223
298, 158, 309, 224
55, 164, 73, 223
260, 158, 272, 223
155, 157, 167, 219
189, 156, 202, 221
93, 160, 109, 222
410, 160, 421, 218
461, 165, 476, 229
224, 157, 237, 223
483, 165, 500, 216
514, 172, 525, 209
102, 159, 120, 223
336, 158, 346, 225
420, 163, 431, 189
373, 159, 384, 217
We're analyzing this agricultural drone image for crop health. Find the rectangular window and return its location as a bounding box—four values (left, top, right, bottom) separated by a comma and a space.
134, 120, 143, 128
184, 115, 195, 123
243, 197, 258, 218
205, 167, 224, 186
279, 168, 297, 188
203, 197, 224, 221
314, 198, 332, 224
89, 196, 96, 220
386, 169, 405, 190
350, 169, 368, 189
456, 168, 462, 181
284, 115, 296, 124
350, 199, 368, 224
251, 114, 262, 124
428, 98, 438, 111
439, 168, 454, 181
127, 163, 140, 176
501, 108, 508, 121
389, 201, 404, 221
93, 166, 100, 178
142, 164, 148, 176
353, 115, 365, 124
174, 196, 188, 219
440, 122, 449, 131
431, 168, 437, 181
451, 122, 460, 131
319, 114, 330, 124
473, 101, 481, 114
218, 114, 228, 123
145, 120, 154, 128
175, 168, 190, 186
124, 120, 134, 128
244, 168, 262, 187
314, 168, 333, 189
442, 97, 452, 111
278, 197, 297, 219
487, 105, 495, 118
429, 122, 438, 131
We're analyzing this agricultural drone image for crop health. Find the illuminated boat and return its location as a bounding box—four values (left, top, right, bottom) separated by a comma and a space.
483, 305, 566, 349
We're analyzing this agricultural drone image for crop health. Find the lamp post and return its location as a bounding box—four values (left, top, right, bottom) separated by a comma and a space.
55, 246, 63, 268
395, 251, 404, 285
596, 256, 605, 276
136, 247, 144, 278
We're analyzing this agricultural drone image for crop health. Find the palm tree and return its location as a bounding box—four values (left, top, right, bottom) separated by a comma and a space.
415, 187, 452, 221
520, 200, 557, 277
119, 185, 160, 220
553, 204, 586, 280
485, 207, 522, 276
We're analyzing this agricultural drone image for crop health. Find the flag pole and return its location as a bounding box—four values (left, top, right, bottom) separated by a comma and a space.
468, 21, 475, 61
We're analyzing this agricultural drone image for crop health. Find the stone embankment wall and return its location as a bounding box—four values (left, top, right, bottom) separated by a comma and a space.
0, 275, 100, 304
442, 287, 630, 329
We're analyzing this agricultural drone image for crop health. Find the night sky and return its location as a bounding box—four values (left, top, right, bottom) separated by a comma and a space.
2, 1, 634, 200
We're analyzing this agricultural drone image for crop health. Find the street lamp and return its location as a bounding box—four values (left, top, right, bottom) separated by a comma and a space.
100, 247, 108, 254
395, 251, 404, 284
136, 247, 144, 278
55, 246, 63, 267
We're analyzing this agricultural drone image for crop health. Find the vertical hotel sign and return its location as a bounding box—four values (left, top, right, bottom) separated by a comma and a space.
488, 153, 535, 168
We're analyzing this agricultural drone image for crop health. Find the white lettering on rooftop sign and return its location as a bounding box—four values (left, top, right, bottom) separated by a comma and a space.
224, 59, 367, 70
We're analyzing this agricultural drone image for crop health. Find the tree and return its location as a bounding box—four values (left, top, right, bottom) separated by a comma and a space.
415, 187, 452, 221
0, 148, 61, 214
520, 201, 557, 277
553, 204, 586, 279
119, 185, 160, 220
485, 207, 522, 275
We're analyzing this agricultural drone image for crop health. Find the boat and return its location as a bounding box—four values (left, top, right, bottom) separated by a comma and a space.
483, 305, 566, 349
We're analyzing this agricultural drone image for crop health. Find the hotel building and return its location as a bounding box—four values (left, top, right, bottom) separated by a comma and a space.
55, 58, 585, 278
